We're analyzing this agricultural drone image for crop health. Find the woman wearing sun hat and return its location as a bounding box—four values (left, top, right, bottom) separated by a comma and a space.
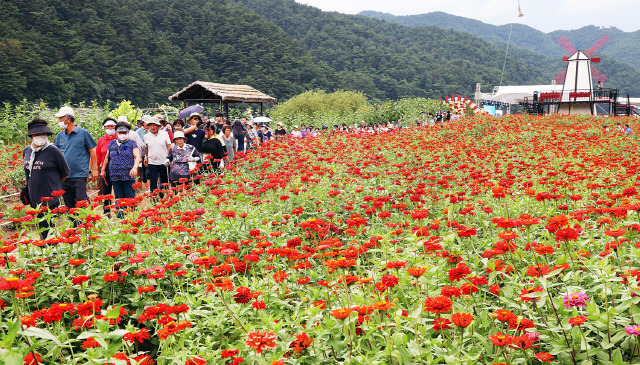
22, 117, 70, 238
100, 122, 141, 219
166, 131, 200, 186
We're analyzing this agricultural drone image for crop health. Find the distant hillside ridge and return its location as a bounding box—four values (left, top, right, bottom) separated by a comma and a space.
359, 11, 640, 70
0, 0, 337, 106
232, 0, 554, 100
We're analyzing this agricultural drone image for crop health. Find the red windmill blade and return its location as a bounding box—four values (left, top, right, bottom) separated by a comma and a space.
553, 34, 609, 84
590, 64, 608, 83
556, 36, 577, 55
554, 69, 567, 84
585, 34, 610, 57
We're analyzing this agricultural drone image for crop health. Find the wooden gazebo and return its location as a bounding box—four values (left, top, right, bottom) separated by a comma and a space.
168, 81, 277, 117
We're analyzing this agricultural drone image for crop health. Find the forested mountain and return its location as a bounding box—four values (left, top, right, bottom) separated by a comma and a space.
360, 11, 640, 70
0, 0, 336, 106
2, 0, 637, 107
232, 0, 550, 100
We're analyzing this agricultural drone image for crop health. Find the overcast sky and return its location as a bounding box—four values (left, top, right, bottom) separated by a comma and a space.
294, 0, 640, 33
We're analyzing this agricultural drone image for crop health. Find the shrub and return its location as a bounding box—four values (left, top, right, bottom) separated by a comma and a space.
271, 90, 368, 127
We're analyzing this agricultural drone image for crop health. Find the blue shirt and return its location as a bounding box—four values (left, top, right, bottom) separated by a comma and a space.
107, 139, 138, 181
53, 126, 97, 178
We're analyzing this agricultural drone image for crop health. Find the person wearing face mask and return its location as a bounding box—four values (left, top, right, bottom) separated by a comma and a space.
100, 122, 140, 219
96, 117, 117, 215
166, 131, 200, 187
22, 118, 70, 238
53, 106, 98, 212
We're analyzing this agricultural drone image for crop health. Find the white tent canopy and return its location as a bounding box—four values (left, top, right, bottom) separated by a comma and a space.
476, 84, 563, 105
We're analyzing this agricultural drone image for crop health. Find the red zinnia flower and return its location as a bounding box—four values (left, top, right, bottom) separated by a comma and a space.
604, 228, 626, 237
433, 317, 451, 331
492, 309, 516, 322
245, 330, 277, 354
448, 263, 471, 282
489, 332, 512, 346
407, 266, 427, 277
0, 277, 23, 291
185, 356, 206, 365
221, 211, 236, 218
518, 286, 544, 302
568, 316, 587, 326
330, 308, 353, 319
82, 337, 101, 348
451, 313, 473, 328
103, 273, 120, 282
234, 287, 262, 304
535, 352, 554, 362
137, 286, 155, 294
381, 274, 399, 288
69, 258, 86, 266
123, 328, 151, 343
423, 296, 453, 314
73, 275, 90, 285
221, 349, 239, 358
512, 334, 534, 350
289, 332, 313, 354
555, 227, 579, 241
24, 352, 43, 365
273, 271, 288, 283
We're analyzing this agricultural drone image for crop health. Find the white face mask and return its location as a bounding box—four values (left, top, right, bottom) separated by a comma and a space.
58, 121, 67, 130
32, 135, 48, 147
106, 129, 115, 135
117, 133, 129, 141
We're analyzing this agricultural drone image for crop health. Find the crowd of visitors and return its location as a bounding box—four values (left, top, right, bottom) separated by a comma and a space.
21, 106, 416, 238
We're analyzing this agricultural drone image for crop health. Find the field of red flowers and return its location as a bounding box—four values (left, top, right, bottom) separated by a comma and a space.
2, 115, 640, 365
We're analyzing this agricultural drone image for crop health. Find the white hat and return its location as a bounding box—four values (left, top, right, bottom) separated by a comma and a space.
141, 115, 153, 123
54, 106, 74, 118
146, 116, 162, 126
294, 125, 299, 129
173, 131, 186, 140
117, 116, 128, 123
277, 122, 283, 126
189, 112, 201, 118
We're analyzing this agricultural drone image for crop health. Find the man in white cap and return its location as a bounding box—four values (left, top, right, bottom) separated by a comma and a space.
143, 116, 171, 197
291, 125, 302, 138
53, 106, 98, 212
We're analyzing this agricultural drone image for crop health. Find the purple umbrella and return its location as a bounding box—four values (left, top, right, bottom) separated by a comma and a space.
179, 105, 204, 119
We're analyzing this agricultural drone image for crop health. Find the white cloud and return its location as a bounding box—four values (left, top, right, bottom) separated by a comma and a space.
294, 0, 640, 32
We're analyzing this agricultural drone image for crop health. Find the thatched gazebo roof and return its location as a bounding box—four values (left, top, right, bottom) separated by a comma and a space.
168, 81, 277, 103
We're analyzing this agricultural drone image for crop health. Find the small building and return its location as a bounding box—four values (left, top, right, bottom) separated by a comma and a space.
168, 81, 277, 117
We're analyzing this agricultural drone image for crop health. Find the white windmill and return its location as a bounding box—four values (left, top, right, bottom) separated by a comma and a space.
557, 51, 596, 114
554, 35, 610, 115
